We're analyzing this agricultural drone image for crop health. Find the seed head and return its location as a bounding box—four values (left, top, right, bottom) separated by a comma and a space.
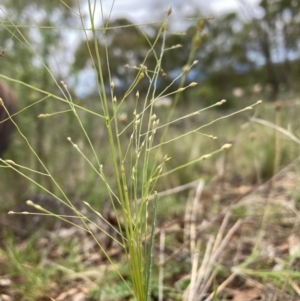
139, 72, 145, 80
167, 7, 172, 16
171, 44, 182, 49
34, 204, 42, 210
5, 160, 15, 164
38, 114, 50, 118
182, 65, 189, 74
140, 65, 147, 72
110, 81, 115, 90
200, 154, 211, 160
221, 143, 232, 151
26, 200, 34, 206
163, 155, 171, 162
60, 81, 67, 89
135, 91, 139, 101
216, 99, 227, 106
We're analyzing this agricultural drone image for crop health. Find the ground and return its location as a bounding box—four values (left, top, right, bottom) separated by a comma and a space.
1, 157, 300, 300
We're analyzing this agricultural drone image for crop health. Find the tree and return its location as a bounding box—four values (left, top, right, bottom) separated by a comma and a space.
239, 0, 300, 97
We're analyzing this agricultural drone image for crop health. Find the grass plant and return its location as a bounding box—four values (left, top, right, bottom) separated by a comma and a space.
4, 1, 300, 300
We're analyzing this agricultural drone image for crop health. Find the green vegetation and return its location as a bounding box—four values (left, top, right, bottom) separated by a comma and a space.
1, 1, 300, 300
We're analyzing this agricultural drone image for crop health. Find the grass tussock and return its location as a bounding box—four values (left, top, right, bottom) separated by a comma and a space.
1, 1, 300, 301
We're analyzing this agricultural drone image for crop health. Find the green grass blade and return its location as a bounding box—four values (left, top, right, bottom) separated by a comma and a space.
144, 192, 158, 301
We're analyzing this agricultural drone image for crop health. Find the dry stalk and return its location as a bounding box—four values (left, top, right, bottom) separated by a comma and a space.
203, 273, 236, 301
